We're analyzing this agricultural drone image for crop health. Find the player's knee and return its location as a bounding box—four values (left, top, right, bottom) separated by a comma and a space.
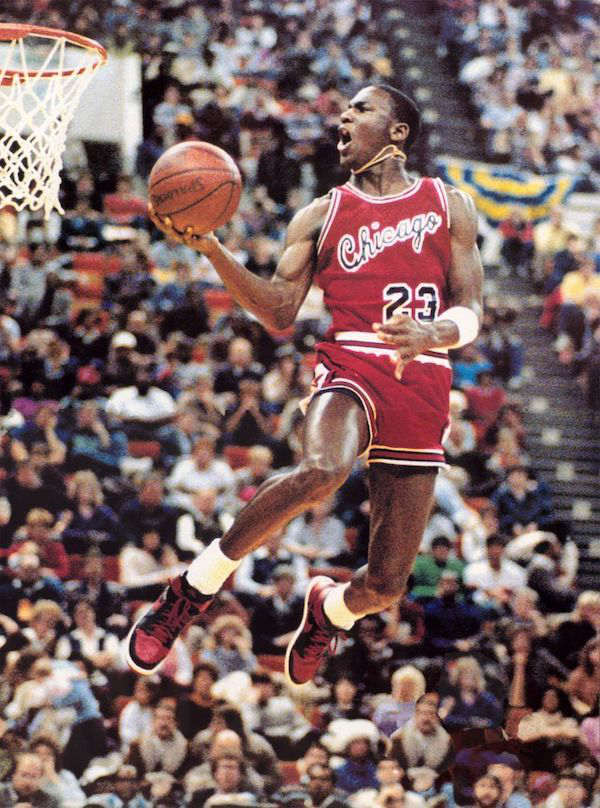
294, 459, 349, 502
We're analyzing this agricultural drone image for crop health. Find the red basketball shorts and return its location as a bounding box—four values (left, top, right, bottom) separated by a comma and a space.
307, 332, 452, 468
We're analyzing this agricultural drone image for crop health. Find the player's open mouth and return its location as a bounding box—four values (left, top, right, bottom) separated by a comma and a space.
337, 128, 352, 153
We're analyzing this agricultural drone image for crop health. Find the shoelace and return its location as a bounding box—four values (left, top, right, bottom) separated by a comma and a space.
303, 622, 338, 663
144, 590, 200, 647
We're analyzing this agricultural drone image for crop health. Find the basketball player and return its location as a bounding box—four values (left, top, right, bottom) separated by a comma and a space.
128, 84, 483, 687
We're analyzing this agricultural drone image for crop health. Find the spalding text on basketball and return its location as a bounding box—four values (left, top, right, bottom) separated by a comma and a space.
151, 176, 207, 208
337, 212, 443, 272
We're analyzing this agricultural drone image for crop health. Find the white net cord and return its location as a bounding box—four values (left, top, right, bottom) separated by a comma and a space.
0, 33, 102, 218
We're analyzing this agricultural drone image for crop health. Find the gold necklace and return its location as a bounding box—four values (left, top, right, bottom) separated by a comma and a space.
351, 143, 407, 175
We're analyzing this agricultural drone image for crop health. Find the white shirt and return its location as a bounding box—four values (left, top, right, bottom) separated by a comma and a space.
463, 558, 527, 595
106, 385, 176, 422
167, 456, 235, 494
55, 627, 121, 664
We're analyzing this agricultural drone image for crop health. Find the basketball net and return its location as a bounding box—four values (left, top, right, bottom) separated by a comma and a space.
0, 25, 106, 218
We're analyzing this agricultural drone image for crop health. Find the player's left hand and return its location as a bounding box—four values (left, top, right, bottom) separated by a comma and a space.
372, 316, 435, 380
148, 203, 219, 256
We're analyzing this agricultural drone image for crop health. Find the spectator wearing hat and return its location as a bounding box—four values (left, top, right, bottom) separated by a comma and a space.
103, 331, 138, 391
390, 696, 453, 775
61, 400, 128, 477
334, 728, 380, 795
410, 536, 465, 602
463, 535, 527, 610
249, 564, 304, 655
0, 751, 59, 808
126, 310, 159, 360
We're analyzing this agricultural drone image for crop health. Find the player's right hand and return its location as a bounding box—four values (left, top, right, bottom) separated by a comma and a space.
147, 203, 219, 257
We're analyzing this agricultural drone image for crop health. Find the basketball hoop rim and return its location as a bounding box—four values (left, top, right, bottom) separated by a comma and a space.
0, 22, 107, 85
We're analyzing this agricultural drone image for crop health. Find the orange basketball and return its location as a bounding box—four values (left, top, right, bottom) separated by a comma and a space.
148, 141, 242, 234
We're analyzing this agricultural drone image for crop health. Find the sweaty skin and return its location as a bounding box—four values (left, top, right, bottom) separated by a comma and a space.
148, 84, 483, 616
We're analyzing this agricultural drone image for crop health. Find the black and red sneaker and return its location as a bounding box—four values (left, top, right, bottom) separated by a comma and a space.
127, 574, 212, 675
285, 575, 339, 686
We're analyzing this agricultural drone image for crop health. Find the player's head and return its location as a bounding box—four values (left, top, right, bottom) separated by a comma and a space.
338, 84, 420, 171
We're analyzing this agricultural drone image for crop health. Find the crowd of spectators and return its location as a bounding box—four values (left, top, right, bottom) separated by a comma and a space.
0, 1, 599, 807
438, 0, 599, 180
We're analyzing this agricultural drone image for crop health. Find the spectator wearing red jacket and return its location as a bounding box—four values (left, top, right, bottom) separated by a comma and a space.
8, 508, 70, 580
499, 209, 534, 277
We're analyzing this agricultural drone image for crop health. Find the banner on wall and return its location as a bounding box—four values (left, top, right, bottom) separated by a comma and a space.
435, 157, 579, 226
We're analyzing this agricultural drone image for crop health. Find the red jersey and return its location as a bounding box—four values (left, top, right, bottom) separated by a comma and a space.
316, 177, 451, 334
308, 177, 454, 468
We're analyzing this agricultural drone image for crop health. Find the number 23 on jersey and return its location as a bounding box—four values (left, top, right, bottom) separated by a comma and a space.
382, 282, 440, 324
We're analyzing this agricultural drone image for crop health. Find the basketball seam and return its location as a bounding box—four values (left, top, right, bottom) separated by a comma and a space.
161, 179, 237, 217
150, 167, 237, 188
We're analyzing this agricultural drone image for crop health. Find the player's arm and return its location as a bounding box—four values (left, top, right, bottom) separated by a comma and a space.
373, 187, 483, 377
149, 198, 329, 331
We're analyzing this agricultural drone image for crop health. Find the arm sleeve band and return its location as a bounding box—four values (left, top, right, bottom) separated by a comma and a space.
437, 306, 480, 348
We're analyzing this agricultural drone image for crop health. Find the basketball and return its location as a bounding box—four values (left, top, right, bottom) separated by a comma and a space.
148, 141, 242, 234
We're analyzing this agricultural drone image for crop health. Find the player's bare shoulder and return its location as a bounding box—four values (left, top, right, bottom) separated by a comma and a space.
285, 192, 333, 247
444, 183, 478, 244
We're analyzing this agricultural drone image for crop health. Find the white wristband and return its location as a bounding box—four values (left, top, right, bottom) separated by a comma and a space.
437, 306, 479, 348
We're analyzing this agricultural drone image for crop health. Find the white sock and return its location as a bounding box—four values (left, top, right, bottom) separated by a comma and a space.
186, 538, 241, 595
323, 583, 356, 631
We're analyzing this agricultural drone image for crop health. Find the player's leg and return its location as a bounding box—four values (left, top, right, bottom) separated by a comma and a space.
127, 391, 369, 675
344, 466, 437, 613
285, 466, 436, 685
